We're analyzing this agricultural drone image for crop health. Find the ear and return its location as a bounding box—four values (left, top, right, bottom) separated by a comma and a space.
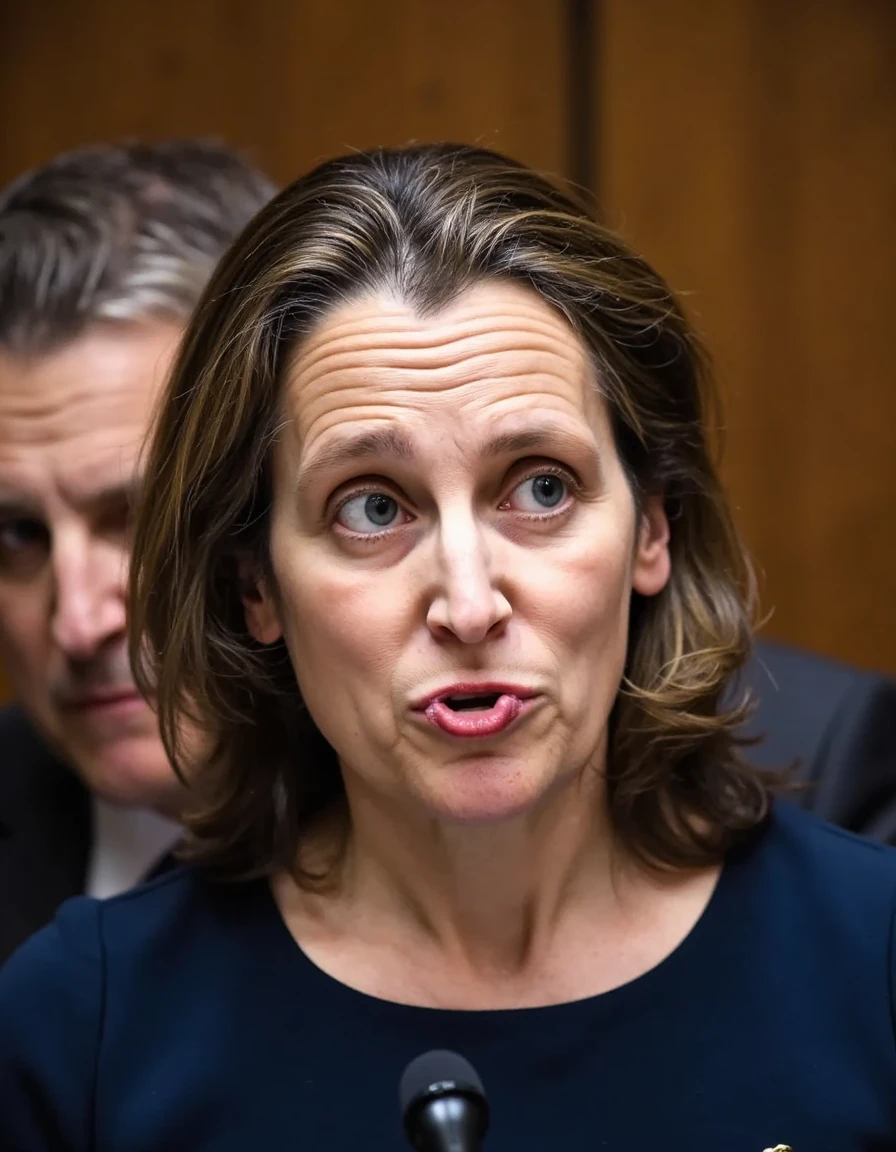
236, 554, 283, 645
631, 493, 671, 597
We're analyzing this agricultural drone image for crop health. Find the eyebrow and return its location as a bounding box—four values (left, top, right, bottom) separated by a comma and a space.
483, 427, 604, 487
0, 480, 143, 520
481, 427, 593, 459
0, 498, 35, 521
295, 421, 601, 496
296, 427, 416, 496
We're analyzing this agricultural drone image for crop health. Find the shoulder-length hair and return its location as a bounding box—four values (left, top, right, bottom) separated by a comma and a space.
129, 143, 769, 880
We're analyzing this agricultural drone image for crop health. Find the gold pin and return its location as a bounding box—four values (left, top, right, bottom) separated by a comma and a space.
762, 1146, 792, 1151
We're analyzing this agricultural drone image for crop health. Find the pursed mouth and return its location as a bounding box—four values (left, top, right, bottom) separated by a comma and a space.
414, 685, 539, 738
413, 683, 539, 713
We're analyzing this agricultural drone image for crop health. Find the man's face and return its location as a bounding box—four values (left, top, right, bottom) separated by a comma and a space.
0, 320, 183, 813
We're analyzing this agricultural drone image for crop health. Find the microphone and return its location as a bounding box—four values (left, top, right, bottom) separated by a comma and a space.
399, 1049, 490, 1152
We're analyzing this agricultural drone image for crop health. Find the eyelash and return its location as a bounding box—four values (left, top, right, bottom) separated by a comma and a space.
330, 484, 412, 544
498, 464, 580, 515
330, 463, 581, 541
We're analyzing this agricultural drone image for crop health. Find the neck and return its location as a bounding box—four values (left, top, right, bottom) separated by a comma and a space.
335, 766, 621, 978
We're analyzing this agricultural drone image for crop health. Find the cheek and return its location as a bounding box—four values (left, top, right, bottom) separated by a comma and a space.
520, 526, 635, 672
274, 555, 410, 706
0, 582, 51, 692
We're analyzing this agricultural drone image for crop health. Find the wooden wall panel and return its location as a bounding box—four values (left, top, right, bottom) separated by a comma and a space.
0, 0, 567, 186
599, 0, 896, 674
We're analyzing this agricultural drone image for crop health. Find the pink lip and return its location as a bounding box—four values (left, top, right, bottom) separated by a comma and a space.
66, 690, 144, 714
415, 682, 538, 739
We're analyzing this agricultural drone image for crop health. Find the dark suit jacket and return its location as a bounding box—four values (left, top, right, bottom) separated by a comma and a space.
0, 707, 90, 966
737, 639, 896, 842
2, 639, 896, 966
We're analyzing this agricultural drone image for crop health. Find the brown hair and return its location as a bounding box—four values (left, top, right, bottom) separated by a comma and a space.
0, 138, 276, 354
129, 143, 769, 880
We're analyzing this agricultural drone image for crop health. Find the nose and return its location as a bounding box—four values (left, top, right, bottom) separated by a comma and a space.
51, 533, 128, 661
426, 512, 511, 645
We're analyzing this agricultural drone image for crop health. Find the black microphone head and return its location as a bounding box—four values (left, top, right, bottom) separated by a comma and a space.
400, 1050, 489, 1152
399, 1049, 485, 1115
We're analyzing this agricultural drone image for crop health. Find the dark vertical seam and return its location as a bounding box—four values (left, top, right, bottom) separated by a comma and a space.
88, 902, 107, 1152
886, 883, 896, 1064
566, 0, 598, 199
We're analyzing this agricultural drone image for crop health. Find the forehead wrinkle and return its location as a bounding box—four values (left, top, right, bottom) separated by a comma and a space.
293, 336, 567, 385
286, 340, 590, 431
290, 301, 583, 381
0, 375, 157, 454
290, 365, 589, 457
284, 378, 408, 449
0, 426, 144, 489
0, 463, 142, 514
0, 431, 146, 476
295, 357, 585, 414
0, 389, 134, 437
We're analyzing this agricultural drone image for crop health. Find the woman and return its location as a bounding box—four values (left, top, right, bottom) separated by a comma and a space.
2, 144, 894, 1151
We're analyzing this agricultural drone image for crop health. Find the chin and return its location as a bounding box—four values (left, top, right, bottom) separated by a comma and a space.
413, 754, 562, 825
73, 736, 183, 814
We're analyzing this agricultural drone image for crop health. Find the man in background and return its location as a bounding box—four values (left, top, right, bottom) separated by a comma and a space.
0, 141, 275, 963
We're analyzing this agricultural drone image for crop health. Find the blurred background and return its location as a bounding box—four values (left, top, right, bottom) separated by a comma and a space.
1, 0, 893, 690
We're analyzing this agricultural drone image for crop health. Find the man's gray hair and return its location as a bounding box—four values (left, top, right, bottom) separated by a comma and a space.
0, 139, 277, 354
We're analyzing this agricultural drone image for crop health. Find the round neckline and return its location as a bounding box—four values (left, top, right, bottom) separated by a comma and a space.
253, 820, 766, 1019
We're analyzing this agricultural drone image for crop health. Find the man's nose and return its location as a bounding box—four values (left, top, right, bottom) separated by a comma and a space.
425, 514, 511, 645
50, 537, 128, 660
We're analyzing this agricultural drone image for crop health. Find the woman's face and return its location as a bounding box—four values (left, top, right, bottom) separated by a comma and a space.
246, 281, 670, 824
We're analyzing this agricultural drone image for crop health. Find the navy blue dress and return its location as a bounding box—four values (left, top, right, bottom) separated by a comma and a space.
2, 802, 896, 1151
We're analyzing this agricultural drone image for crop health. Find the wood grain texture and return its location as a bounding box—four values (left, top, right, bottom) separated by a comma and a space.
0, 0, 567, 185
599, 0, 896, 673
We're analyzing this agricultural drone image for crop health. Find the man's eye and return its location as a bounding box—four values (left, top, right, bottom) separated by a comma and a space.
0, 518, 48, 551
0, 519, 50, 572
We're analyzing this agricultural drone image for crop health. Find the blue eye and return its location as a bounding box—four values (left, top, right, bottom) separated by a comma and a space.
508, 474, 568, 512
337, 492, 401, 534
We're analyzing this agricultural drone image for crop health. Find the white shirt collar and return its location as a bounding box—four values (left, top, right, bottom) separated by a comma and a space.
85, 796, 181, 899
